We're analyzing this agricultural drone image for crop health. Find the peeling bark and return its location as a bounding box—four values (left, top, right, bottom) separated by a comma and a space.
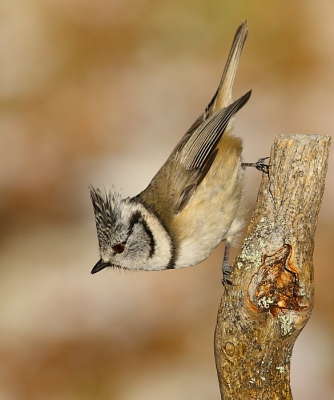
214, 134, 331, 399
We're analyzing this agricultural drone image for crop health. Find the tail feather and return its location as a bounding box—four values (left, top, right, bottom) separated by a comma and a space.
184, 21, 248, 137
209, 20, 248, 114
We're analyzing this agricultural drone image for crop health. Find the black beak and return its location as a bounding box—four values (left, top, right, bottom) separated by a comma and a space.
91, 259, 111, 274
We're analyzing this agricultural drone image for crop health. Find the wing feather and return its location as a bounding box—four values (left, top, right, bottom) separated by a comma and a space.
179, 90, 251, 171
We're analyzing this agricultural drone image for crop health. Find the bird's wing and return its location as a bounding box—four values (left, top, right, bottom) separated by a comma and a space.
174, 90, 251, 214
139, 23, 249, 219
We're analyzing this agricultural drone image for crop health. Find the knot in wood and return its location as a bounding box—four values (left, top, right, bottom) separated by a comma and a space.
248, 244, 306, 317
223, 342, 235, 356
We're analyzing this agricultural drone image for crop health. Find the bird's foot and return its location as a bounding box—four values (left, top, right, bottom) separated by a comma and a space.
242, 157, 270, 174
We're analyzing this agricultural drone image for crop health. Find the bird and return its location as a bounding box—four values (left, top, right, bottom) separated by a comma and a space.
89, 21, 256, 284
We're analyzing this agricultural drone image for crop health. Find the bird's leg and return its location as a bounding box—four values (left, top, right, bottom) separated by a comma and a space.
222, 242, 233, 290
242, 157, 270, 174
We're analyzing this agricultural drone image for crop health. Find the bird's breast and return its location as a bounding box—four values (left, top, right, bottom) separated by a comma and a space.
172, 134, 244, 268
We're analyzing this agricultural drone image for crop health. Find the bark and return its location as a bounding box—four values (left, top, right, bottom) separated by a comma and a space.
214, 134, 331, 399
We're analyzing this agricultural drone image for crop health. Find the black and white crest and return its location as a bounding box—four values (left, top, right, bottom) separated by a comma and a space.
89, 185, 127, 252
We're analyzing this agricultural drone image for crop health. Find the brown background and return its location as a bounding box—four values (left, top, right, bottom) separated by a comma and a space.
0, 1, 333, 399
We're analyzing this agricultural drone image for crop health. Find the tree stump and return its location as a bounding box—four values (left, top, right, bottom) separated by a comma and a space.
214, 134, 331, 400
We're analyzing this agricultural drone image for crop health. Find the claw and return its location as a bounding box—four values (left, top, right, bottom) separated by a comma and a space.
222, 260, 233, 291
242, 157, 270, 174
222, 242, 234, 291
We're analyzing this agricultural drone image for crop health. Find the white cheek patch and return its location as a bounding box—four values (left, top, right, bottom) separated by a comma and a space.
126, 203, 174, 271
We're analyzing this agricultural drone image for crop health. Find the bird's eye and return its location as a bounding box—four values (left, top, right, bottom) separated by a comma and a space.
112, 244, 125, 254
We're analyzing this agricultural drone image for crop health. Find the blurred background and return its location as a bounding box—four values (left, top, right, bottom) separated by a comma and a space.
0, 0, 333, 399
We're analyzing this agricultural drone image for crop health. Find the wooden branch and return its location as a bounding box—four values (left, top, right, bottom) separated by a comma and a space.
214, 134, 331, 400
